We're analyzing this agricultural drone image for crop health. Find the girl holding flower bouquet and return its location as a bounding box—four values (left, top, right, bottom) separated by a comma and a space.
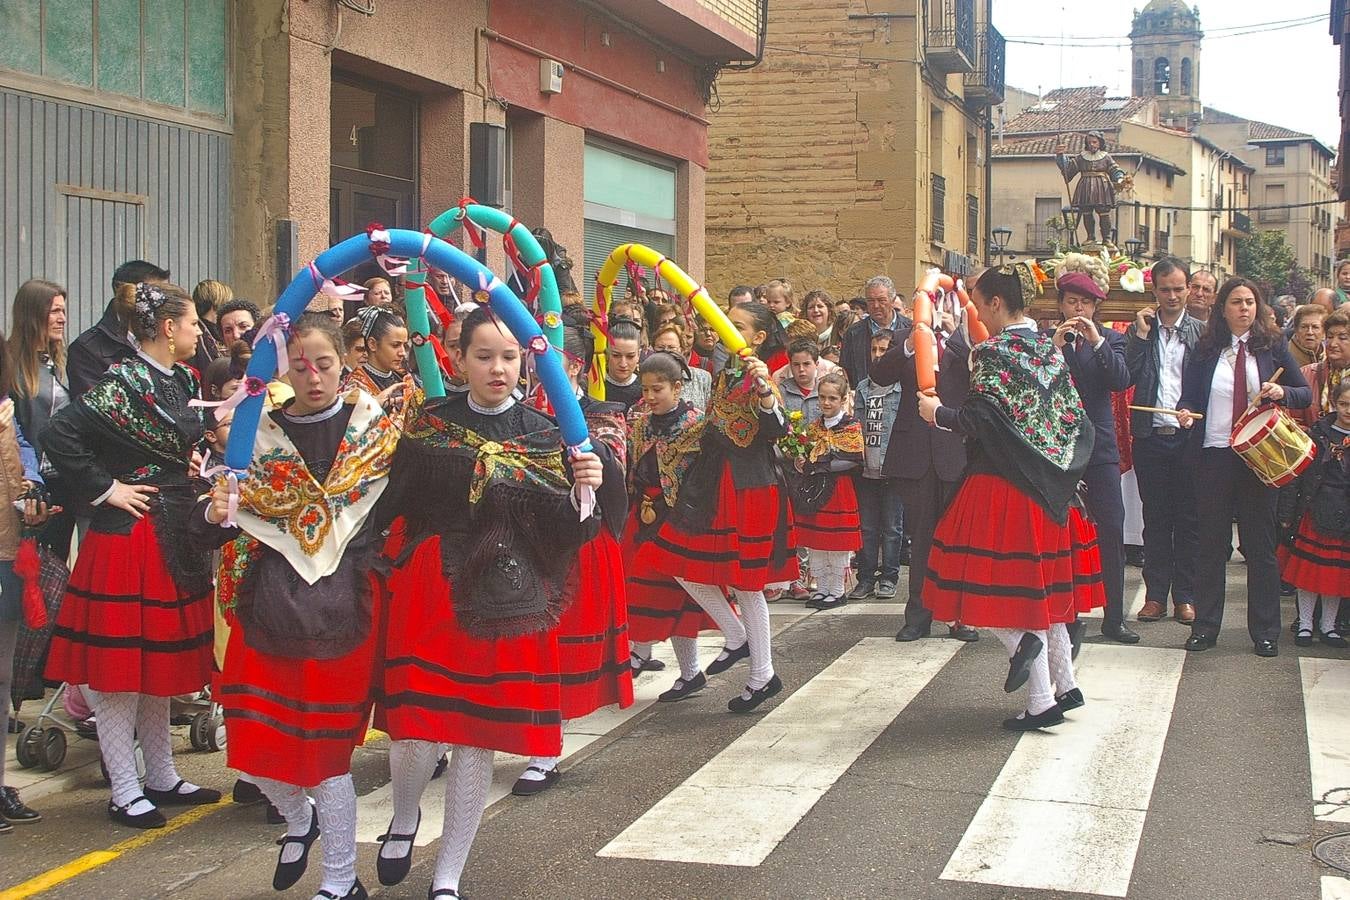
786, 371, 862, 610
635, 302, 796, 712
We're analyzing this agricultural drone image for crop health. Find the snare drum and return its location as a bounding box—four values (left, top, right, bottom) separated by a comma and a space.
1230, 405, 1317, 487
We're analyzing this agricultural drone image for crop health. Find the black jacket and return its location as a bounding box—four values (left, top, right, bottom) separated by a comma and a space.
839, 313, 911, 389
1124, 314, 1204, 439
1278, 415, 1350, 536
1178, 337, 1312, 461
1056, 328, 1131, 466
11, 354, 69, 469
868, 327, 970, 481
67, 300, 216, 398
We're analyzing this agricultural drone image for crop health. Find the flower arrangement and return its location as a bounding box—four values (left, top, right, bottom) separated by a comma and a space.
777, 409, 811, 459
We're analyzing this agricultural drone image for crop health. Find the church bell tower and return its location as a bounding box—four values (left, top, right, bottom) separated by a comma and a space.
1130, 1, 1203, 129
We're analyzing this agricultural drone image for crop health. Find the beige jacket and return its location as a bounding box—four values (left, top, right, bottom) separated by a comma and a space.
0, 405, 30, 560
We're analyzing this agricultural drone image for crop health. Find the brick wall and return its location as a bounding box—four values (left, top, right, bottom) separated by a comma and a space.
697, 0, 761, 37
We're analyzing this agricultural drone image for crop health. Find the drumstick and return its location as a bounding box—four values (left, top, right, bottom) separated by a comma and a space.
1240, 366, 1286, 419
1128, 405, 1203, 419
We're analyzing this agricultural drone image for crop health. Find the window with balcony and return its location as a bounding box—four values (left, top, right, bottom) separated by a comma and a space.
928, 0, 976, 74
964, 24, 1006, 107
967, 194, 979, 256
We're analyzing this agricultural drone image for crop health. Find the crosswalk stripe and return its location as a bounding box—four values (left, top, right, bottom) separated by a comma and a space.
1083, 578, 1147, 620
596, 637, 962, 867
1300, 657, 1350, 823
1325, 875, 1350, 900
940, 643, 1185, 898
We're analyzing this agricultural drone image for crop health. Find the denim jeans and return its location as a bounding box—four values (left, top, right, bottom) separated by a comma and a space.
854, 475, 904, 584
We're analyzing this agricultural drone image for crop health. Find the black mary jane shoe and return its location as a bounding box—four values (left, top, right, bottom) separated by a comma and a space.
1322, 630, 1349, 649
232, 778, 265, 804
657, 672, 707, 703
813, 595, 848, 611
728, 674, 784, 714
317, 879, 368, 899
144, 780, 222, 807
428, 888, 462, 899
1004, 633, 1044, 693
1055, 688, 1084, 713
511, 766, 561, 797
273, 805, 320, 891
1296, 628, 1315, 647
948, 624, 979, 643
630, 652, 667, 674
108, 797, 166, 830
0, 787, 41, 823
1002, 704, 1065, 732
376, 809, 421, 886
705, 642, 750, 676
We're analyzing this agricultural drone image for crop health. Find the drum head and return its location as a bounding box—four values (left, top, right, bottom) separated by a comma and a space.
1232, 406, 1276, 452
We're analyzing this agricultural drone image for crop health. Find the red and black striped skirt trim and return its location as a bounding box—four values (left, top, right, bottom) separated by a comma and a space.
923, 473, 1099, 630
45, 520, 214, 695
555, 531, 634, 719
634, 463, 797, 591
1279, 512, 1350, 595
795, 477, 862, 552
374, 534, 564, 757
621, 516, 717, 642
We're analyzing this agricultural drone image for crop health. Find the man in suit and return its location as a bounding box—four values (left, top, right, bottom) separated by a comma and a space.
870, 308, 978, 642
839, 275, 912, 389
1052, 271, 1139, 644
1125, 258, 1205, 624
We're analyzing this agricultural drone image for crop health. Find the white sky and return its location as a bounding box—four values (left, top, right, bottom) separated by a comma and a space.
992, 1, 1341, 146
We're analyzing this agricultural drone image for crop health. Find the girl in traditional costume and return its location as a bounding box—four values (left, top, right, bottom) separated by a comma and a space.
190, 313, 397, 899
634, 302, 796, 712
512, 319, 633, 796
1279, 378, 1350, 647
44, 282, 220, 827
919, 264, 1104, 731
344, 306, 416, 417
372, 306, 605, 899
790, 370, 863, 610
623, 351, 717, 701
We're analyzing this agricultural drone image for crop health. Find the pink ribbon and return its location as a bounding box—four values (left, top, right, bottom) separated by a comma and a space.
252, 313, 292, 376
189, 376, 269, 415
368, 228, 410, 276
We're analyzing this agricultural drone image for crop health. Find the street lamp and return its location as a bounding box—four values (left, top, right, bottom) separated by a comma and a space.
991, 226, 1012, 265
1124, 238, 1144, 261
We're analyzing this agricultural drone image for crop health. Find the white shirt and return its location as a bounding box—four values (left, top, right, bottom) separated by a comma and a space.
823, 410, 845, 429
1203, 334, 1260, 448
1153, 315, 1189, 428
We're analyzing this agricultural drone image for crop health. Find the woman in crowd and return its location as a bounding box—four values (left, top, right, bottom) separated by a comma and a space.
193, 314, 397, 899
650, 323, 712, 412
1176, 277, 1310, 657
345, 306, 414, 417
44, 282, 220, 827
919, 264, 1103, 731
635, 302, 795, 712
801, 289, 835, 348
371, 307, 605, 899
9, 278, 74, 558
602, 319, 645, 411
192, 279, 231, 358
218, 299, 261, 351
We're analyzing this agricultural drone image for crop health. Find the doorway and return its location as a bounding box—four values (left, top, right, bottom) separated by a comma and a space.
329, 76, 419, 250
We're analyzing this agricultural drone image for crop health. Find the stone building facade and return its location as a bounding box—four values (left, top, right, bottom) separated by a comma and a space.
704, 0, 1004, 301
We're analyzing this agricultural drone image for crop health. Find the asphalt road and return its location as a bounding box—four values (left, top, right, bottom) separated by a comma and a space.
2, 560, 1346, 900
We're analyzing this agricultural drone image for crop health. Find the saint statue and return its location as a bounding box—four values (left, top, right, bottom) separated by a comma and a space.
1054, 130, 1132, 244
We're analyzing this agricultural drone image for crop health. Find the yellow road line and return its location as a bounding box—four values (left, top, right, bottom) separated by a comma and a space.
0, 801, 230, 899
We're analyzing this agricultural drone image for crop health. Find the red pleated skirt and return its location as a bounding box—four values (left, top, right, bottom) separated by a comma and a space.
621, 516, 716, 643
634, 462, 797, 592
923, 473, 1104, 630
375, 531, 564, 757
45, 519, 213, 695
1279, 512, 1350, 595
556, 531, 633, 720
218, 576, 381, 787
795, 477, 862, 552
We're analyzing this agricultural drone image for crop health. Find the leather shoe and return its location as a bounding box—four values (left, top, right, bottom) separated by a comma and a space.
1174, 603, 1196, 625
1137, 601, 1165, 622
1102, 622, 1141, 644
630, 652, 666, 674
1254, 639, 1278, 658
0, 787, 40, 824
1322, 631, 1349, 649
144, 780, 221, 807
847, 581, 876, 601
1184, 634, 1216, 652
728, 674, 783, 713
273, 804, 319, 890
1066, 619, 1085, 660
657, 671, 706, 702
108, 797, 166, 830
813, 595, 848, 610
705, 642, 750, 676
317, 880, 367, 899
510, 766, 560, 797
895, 623, 931, 642
1055, 688, 1084, 712
376, 810, 421, 885
1002, 704, 1065, 731
948, 624, 979, 642
1005, 632, 1044, 693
